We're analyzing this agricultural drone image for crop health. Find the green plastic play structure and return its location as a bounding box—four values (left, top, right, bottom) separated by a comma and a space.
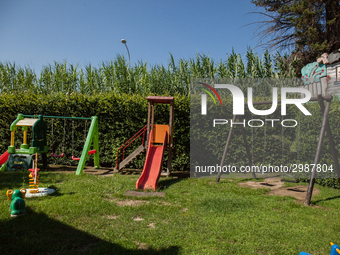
1, 113, 99, 175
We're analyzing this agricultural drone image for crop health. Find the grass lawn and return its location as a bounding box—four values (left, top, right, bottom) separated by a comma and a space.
1, 170, 340, 255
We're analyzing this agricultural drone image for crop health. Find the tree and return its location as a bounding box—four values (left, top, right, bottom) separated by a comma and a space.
252, 0, 340, 73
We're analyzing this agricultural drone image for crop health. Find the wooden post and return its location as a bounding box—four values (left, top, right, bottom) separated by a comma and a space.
169, 100, 174, 147
151, 103, 155, 130
166, 100, 174, 175
146, 101, 151, 149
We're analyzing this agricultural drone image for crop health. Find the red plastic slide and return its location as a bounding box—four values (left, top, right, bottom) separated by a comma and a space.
136, 130, 167, 191
0, 151, 9, 165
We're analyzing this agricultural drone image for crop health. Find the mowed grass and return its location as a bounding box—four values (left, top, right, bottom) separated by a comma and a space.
1, 171, 340, 255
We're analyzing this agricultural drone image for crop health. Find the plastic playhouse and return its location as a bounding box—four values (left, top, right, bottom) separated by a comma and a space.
6, 114, 48, 172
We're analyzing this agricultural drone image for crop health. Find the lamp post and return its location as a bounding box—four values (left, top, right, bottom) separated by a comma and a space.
121, 39, 130, 68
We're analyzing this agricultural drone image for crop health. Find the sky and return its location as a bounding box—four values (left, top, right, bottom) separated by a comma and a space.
0, 0, 270, 76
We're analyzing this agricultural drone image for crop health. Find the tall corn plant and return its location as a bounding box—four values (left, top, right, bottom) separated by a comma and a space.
0, 49, 298, 96
274, 51, 297, 78
0, 62, 37, 93
39, 61, 79, 94
168, 54, 190, 95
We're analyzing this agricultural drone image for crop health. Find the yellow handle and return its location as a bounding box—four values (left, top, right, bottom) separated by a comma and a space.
330, 242, 340, 254
20, 188, 26, 199
6, 190, 13, 201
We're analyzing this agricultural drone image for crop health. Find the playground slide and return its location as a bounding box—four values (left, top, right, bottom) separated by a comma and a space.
136, 130, 167, 191
0, 151, 9, 165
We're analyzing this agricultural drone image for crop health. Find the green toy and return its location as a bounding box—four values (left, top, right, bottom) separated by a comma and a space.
6, 189, 26, 217
6, 114, 48, 171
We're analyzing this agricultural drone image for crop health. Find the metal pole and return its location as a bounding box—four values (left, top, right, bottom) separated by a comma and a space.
304, 99, 331, 205
216, 115, 237, 183
23, 115, 92, 120
121, 39, 130, 68
240, 123, 256, 179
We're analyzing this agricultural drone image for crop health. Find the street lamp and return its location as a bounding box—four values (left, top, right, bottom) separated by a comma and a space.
121, 39, 130, 68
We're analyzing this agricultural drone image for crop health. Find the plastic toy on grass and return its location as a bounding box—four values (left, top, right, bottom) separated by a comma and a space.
28, 153, 40, 194
25, 152, 55, 198
299, 242, 340, 255
6, 114, 48, 171
0, 151, 9, 172
6, 189, 26, 217
330, 242, 340, 255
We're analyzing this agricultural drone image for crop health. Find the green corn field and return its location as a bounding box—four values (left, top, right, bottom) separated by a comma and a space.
0, 49, 297, 96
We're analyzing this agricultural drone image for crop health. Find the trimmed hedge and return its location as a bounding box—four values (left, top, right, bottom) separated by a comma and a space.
190, 93, 340, 187
1, 91, 340, 189
0, 92, 189, 171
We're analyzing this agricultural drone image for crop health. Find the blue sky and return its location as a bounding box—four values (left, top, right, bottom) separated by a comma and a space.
0, 0, 269, 75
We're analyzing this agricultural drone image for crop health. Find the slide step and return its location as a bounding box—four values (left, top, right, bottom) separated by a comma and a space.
117, 145, 145, 170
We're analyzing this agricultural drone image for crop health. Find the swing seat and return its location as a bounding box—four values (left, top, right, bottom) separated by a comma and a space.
88, 150, 97, 155
51, 152, 65, 158
71, 150, 97, 161
72, 156, 80, 161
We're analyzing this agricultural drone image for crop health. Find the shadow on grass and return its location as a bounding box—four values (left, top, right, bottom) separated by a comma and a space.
311, 195, 340, 205
0, 208, 180, 255
0, 171, 28, 190
47, 185, 75, 197
158, 176, 187, 191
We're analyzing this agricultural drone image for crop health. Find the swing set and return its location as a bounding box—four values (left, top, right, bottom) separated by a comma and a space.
215, 94, 340, 206
50, 118, 97, 160
6, 114, 99, 175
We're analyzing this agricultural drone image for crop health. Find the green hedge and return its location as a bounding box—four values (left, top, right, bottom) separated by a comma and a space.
1, 91, 340, 188
190, 93, 340, 186
0, 92, 190, 171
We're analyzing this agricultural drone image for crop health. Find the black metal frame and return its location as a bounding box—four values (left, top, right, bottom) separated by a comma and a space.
215, 95, 340, 206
